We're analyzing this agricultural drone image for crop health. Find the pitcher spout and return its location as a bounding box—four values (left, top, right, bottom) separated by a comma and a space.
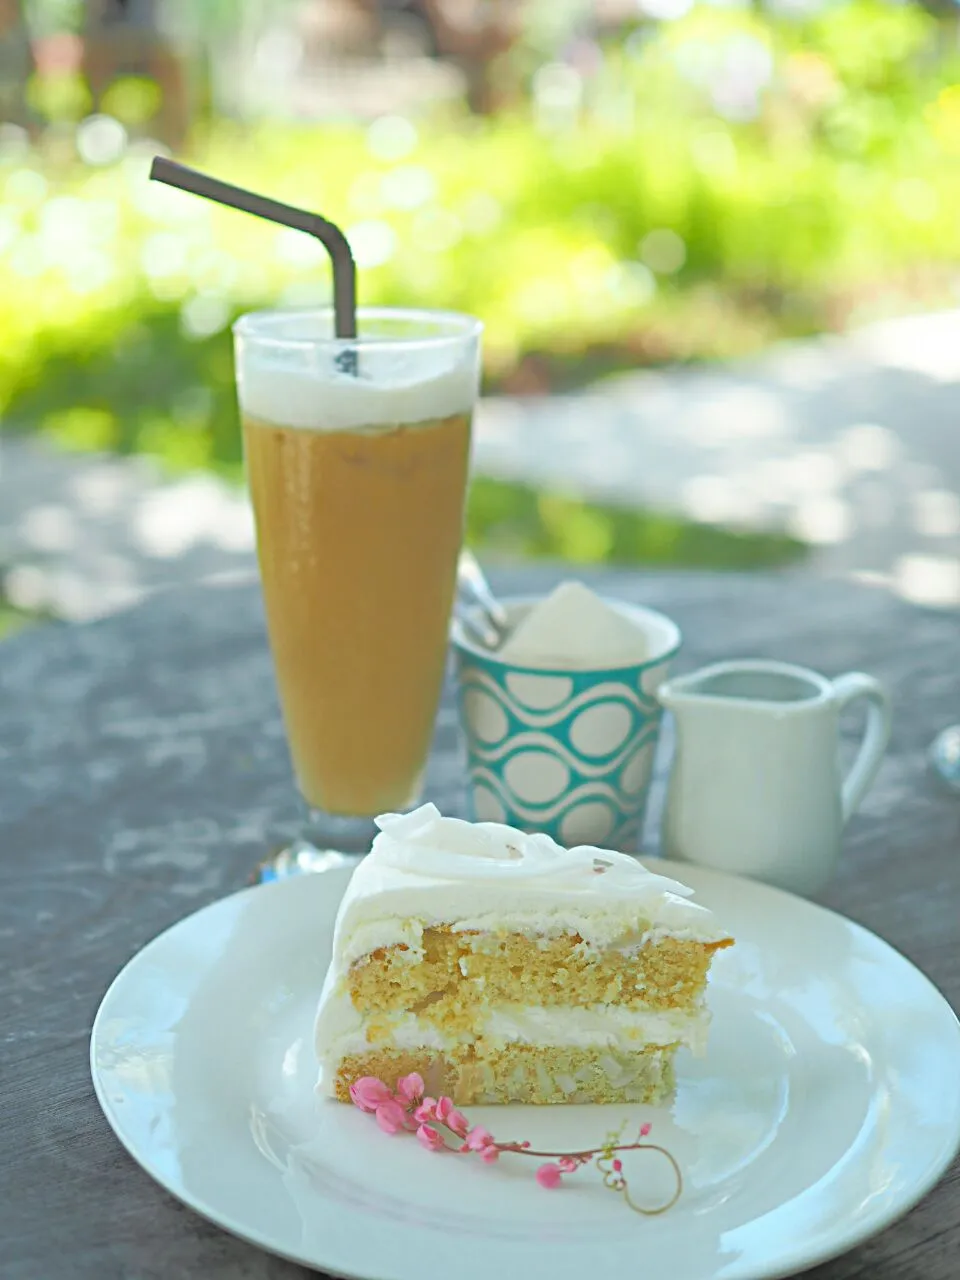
656, 679, 679, 712
656, 670, 703, 713
660, 659, 836, 718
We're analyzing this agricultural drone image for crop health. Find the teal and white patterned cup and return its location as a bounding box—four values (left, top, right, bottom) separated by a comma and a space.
451, 597, 682, 851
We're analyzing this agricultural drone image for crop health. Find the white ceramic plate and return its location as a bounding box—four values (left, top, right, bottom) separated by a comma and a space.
91, 864, 960, 1280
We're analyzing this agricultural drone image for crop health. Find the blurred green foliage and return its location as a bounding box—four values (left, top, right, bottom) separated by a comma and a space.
0, 583, 52, 638
0, 603, 29, 638
0, 0, 958, 573
467, 478, 806, 568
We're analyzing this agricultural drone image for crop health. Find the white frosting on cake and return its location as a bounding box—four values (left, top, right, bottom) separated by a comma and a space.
236, 355, 476, 432
328, 803, 729, 968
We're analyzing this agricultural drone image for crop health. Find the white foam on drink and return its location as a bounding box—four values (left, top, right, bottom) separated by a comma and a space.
237, 354, 477, 431
499, 581, 650, 669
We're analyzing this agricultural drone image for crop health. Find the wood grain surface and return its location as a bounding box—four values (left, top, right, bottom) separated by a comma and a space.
1, 566, 957, 1279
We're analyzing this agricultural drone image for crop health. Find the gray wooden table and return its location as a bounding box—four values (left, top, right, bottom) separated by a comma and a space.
2, 566, 958, 1279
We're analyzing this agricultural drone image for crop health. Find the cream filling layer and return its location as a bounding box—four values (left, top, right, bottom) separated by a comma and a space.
341, 910, 720, 971
315, 997, 709, 1073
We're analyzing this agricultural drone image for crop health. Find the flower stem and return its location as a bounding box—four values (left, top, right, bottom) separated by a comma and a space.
498, 1140, 666, 1161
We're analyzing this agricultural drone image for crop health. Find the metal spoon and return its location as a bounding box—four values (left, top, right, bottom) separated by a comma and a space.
456, 549, 510, 650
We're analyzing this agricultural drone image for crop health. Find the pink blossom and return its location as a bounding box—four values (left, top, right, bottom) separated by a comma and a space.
536, 1163, 563, 1189
375, 1098, 408, 1134
346, 1073, 682, 1214
435, 1096, 454, 1123
413, 1097, 438, 1123
447, 1108, 470, 1138
396, 1073, 425, 1105
416, 1123, 446, 1152
349, 1077, 394, 1113
465, 1126, 494, 1151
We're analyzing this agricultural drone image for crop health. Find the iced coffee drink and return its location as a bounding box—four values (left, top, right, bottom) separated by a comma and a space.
234, 308, 480, 823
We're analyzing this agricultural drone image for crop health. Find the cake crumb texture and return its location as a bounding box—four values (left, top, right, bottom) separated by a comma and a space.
348, 928, 730, 1021
332, 1043, 676, 1106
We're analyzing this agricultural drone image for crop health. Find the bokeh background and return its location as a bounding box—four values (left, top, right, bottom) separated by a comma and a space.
2, 0, 959, 630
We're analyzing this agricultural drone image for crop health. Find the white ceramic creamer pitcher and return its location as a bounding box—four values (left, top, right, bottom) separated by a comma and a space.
658, 660, 892, 897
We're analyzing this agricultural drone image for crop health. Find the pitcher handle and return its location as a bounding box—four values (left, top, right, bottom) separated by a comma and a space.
831, 673, 892, 825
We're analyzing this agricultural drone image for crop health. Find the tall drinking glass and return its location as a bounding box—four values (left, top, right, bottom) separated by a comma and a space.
233, 307, 481, 873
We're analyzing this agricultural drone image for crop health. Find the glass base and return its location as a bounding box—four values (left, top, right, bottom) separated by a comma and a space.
251, 811, 378, 884
930, 725, 960, 793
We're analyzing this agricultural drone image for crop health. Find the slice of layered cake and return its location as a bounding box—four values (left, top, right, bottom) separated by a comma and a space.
315, 805, 733, 1106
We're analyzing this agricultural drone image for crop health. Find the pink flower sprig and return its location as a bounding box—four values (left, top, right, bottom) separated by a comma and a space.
349, 1073, 682, 1216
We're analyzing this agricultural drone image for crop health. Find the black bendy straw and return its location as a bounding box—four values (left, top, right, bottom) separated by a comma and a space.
150, 156, 358, 371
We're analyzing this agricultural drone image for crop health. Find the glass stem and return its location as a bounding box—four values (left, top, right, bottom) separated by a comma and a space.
302, 807, 380, 855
